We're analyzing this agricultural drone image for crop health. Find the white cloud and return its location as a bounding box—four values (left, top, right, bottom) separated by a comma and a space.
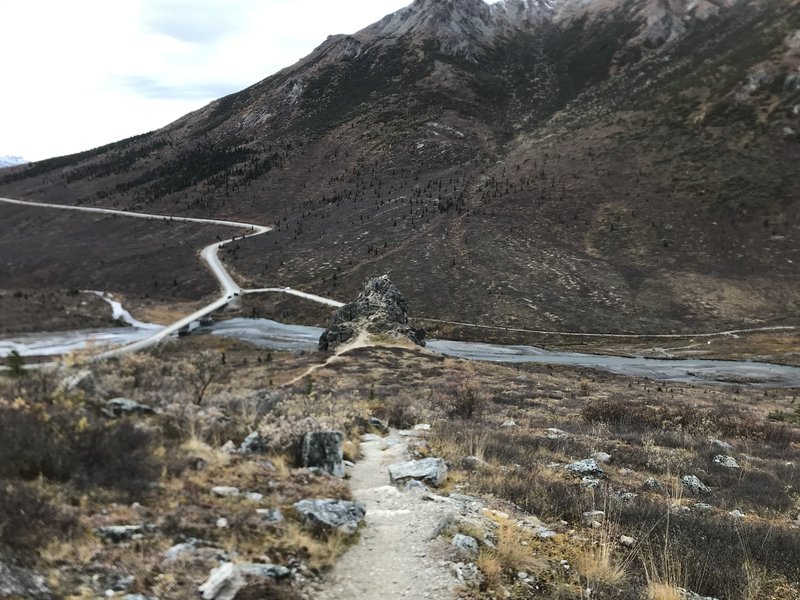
0, 0, 410, 161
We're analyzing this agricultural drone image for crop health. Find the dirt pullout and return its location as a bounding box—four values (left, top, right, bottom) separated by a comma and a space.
311, 431, 457, 600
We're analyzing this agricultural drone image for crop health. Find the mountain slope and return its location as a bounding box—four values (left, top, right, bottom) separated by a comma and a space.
1, 0, 799, 334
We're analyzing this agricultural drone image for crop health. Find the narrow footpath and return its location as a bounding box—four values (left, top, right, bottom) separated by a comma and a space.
310, 431, 459, 600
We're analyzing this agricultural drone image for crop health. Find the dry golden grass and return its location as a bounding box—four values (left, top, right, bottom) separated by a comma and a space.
646, 582, 683, 600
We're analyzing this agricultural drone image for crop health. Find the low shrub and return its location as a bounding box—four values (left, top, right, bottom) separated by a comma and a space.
0, 402, 161, 498
0, 480, 78, 553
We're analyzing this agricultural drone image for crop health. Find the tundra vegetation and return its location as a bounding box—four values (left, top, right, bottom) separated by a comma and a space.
1, 335, 797, 599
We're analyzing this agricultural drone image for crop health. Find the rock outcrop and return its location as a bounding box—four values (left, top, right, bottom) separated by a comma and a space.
319, 275, 426, 351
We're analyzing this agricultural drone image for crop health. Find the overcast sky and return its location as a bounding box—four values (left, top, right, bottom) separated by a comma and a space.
0, 0, 411, 161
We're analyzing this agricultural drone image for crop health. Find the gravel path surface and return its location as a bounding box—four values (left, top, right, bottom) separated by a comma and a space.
312, 431, 459, 600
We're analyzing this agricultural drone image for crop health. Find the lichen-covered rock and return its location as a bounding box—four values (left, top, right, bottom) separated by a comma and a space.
565, 458, 606, 479
301, 431, 345, 477
319, 275, 426, 351
389, 457, 448, 487
293, 498, 366, 535
682, 475, 712, 496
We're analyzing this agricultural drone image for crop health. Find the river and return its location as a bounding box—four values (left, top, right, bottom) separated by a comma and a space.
2, 315, 800, 387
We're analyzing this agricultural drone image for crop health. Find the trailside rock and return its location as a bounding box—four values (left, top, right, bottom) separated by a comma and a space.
301, 431, 345, 477
389, 458, 448, 487
452, 534, 480, 559
682, 475, 712, 496
293, 499, 366, 535
319, 275, 426, 351
0, 561, 52, 600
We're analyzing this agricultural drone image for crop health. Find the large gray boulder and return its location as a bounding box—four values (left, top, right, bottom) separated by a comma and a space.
0, 561, 52, 599
388, 458, 448, 487
293, 499, 366, 535
319, 275, 426, 351
301, 431, 345, 477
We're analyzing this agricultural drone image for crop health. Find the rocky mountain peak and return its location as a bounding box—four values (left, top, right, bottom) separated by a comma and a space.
358, 0, 557, 59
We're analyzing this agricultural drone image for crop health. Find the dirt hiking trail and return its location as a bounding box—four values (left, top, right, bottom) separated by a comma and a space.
311, 430, 459, 600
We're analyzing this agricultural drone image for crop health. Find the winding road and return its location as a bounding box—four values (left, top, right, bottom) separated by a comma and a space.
2, 196, 799, 387
0, 197, 341, 359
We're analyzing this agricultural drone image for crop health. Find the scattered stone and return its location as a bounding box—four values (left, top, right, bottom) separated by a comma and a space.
61, 369, 95, 396
620, 535, 636, 548
682, 475, 712, 496
582, 511, 605, 526
199, 563, 244, 600
256, 508, 285, 524
582, 477, 602, 489
501, 419, 518, 428
614, 491, 638, 503
243, 492, 264, 503
710, 439, 734, 453
96, 525, 145, 543
452, 534, 480, 559
450, 562, 481, 585
680, 589, 720, 600
301, 431, 345, 478
216, 517, 229, 528
403, 479, 429, 494
645, 477, 664, 492
713, 455, 740, 469
123, 595, 159, 600
545, 428, 567, 439
221, 440, 237, 453
430, 514, 458, 539
389, 457, 448, 487
103, 397, 154, 418
319, 275, 426, 350
163, 539, 226, 564
461, 455, 488, 471
536, 527, 558, 539
693, 503, 713, 512
368, 416, 389, 433
591, 451, 612, 463
517, 571, 530, 580
729, 510, 745, 520
238, 431, 268, 454
293, 499, 366, 535
566, 458, 606, 479
414, 423, 432, 431
211, 486, 240, 498
0, 561, 52, 599
239, 563, 291, 580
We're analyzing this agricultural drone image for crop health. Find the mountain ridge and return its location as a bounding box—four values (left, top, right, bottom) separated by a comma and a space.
1, 0, 799, 335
